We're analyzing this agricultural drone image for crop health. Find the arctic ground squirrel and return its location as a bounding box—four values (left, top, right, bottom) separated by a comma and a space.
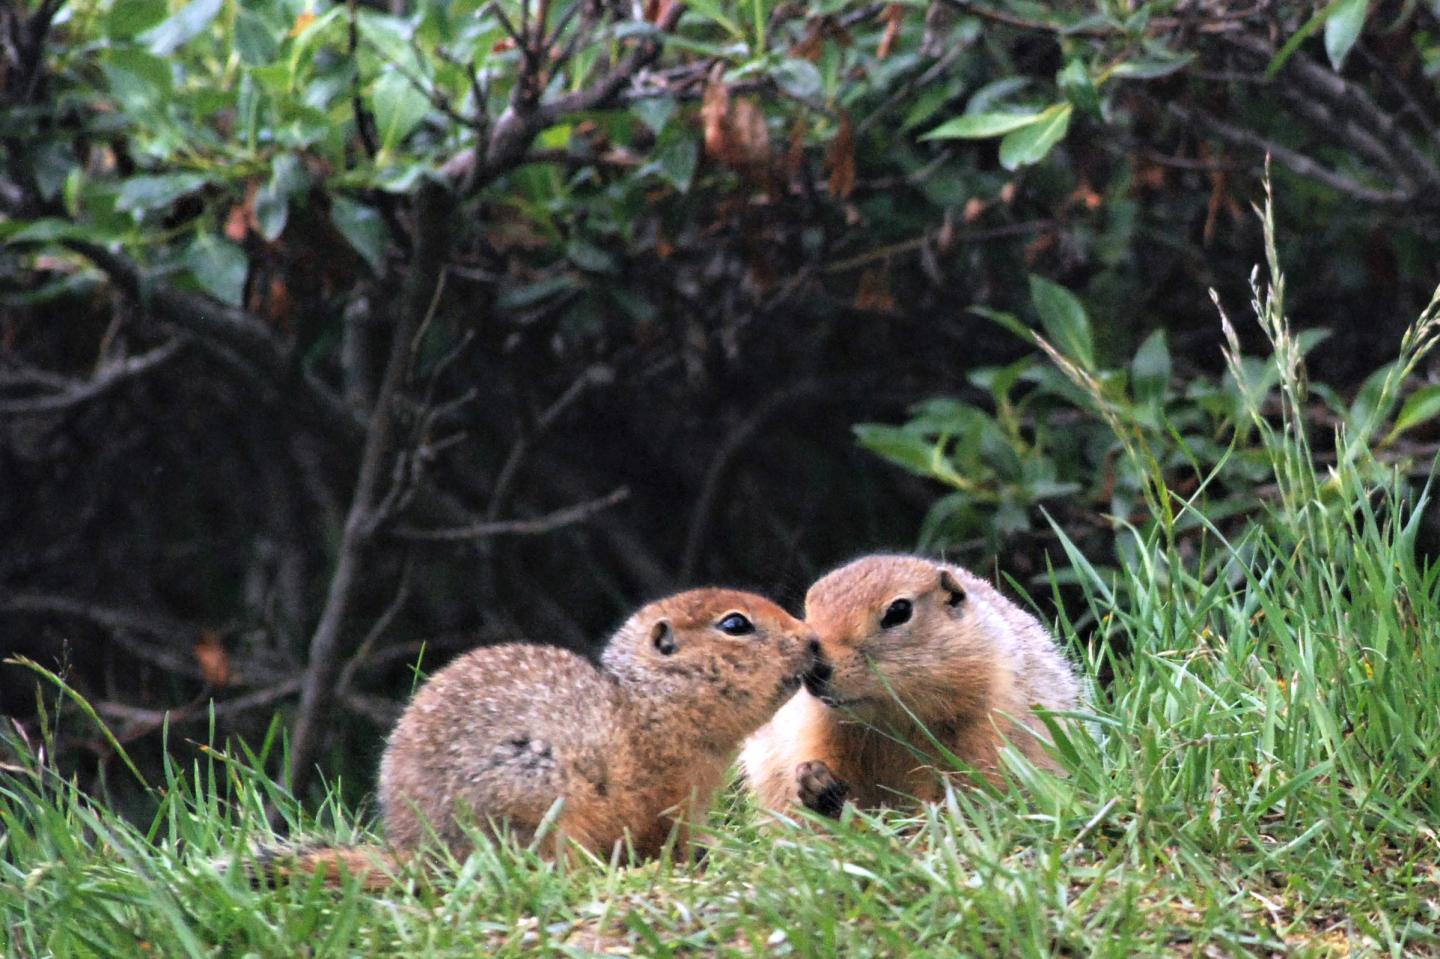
740, 555, 1082, 815
252, 589, 822, 886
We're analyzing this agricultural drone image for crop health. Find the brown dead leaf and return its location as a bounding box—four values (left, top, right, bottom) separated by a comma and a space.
225, 180, 262, 243
937, 210, 956, 251
643, 0, 678, 24
878, 4, 904, 60
1072, 180, 1102, 210
793, 19, 826, 61
1024, 230, 1057, 265
825, 112, 856, 199
1134, 155, 1166, 192
793, 15, 853, 61
784, 115, 808, 183
854, 266, 896, 312
726, 98, 771, 173
223, 204, 249, 243
289, 9, 316, 37
194, 630, 231, 687
703, 66, 772, 182
265, 275, 294, 328
701, 66, 731, 161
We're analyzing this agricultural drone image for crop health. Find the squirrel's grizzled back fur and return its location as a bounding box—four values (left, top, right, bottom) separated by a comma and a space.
230, 588, 822, 885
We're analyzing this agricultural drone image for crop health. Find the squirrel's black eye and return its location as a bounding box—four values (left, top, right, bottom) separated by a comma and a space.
880, 599, 912, 629
717, 613, 755, 636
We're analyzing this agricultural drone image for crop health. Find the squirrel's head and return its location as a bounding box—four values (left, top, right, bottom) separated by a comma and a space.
802, 555, 991, 724
601, 588, 823, 747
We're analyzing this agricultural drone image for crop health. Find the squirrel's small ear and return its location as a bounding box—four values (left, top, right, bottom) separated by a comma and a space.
938, 570, 966, 608
652, 620, 677, 655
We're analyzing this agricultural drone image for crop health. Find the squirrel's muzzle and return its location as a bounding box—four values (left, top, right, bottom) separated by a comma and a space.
802, 644, 832, 698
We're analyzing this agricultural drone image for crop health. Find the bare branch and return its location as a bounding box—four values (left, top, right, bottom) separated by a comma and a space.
97, 678, 303, 730
0, 593, 200, 645
60, 240, 361, 441
443, 3, 684, 191
1224, 32, 1440, 196
335, 559, 414, 699
288, 182, 451, 791
485, 363, 614, 529
392, 485, 630, 541
680, 384, 816, 583
0, 341, 184, 415
1166, 103, 1414, 207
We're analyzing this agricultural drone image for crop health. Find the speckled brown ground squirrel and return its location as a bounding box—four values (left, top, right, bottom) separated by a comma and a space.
254, 589, 821, 886
741, 555, 1082, 815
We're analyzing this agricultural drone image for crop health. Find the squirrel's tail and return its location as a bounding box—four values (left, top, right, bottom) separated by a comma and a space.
230, 841, 402, 891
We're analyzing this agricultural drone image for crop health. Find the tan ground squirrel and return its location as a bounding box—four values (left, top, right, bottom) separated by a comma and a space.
740, 555, 1082, 815
255, 588, 820, 886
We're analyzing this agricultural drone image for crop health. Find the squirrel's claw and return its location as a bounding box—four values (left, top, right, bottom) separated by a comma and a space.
796, 760, 850, 818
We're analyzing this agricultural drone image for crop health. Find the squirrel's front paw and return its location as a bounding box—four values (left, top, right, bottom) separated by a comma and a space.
796, 760, 850, 818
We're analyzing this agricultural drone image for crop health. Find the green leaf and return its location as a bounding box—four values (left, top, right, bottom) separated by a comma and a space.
654, 131, 698, 192
498, 274, 580, 310
566, 239, 618, 275
1028, 274, 1094, 369
329, 197, 388, 271
1324, 0, 1368, 71
1130, 329, 1171, 405
1057, 59, 1099, 116
254, 185, 288, 242
681, 0, 744, 38
183, 234, 248, 307
901, 84, 954, 134
969, 306, 1035, 346
370, 72, 432, 152
854, 424, 938, 477
1390, 385, 1440, 438
771, 58, 822, 100
115, 173, 209, 217
139, 0, 224, 56
234, 8, 280, 66
964, 76, 1030, 115
1348, 360, 1396, 426
1106, 53, 1195, 80
923, 110, 1043, 141
101, 47, 173, 117
1266, 5, 1329, 78
105, 0, 169, 39
998, 103, 1071, 170
358, 10, 425, 75
0, 218, 99, 243
633, 97, 676, 135
609, 287, 657, 324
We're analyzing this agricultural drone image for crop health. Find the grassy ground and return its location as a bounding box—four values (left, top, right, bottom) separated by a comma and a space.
5, 213, 1440, 957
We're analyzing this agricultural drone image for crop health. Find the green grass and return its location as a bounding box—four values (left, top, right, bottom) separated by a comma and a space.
6, 207, 1440, 957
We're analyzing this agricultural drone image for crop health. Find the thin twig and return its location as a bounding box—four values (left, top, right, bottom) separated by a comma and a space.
0, 341, 184, 415
1166, 103, 1413, 207
392, 485, 629, 541
288, 182, 449, 791
59, 240, 361, 441
823, 220, 1057, 274
680, 385, 817, 583
335, 559, 414, 699
98, 679, 303, 730
484, 364, 614, 532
